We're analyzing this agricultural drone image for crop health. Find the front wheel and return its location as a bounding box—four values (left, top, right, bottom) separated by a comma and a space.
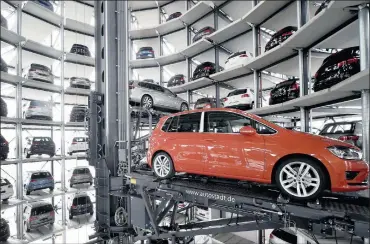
141, 95, 153, 110
180, 103, 189, 112
152, 152, 175, 179
275, 158, 326, 200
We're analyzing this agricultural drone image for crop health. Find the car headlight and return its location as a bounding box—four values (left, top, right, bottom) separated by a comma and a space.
327, 146, 362, 160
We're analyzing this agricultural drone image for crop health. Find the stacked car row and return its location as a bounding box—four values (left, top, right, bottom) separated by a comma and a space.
0, 135, 88, 160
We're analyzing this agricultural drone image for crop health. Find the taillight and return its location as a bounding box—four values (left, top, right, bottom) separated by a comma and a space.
282, 31, 292, 37
338, 135, 359, 141
30, 179, 37, 182
149, 50, 154, 53
3, 140, 8, 145
314, 72, 319, 78
223, 97, 228, 102
180, 77, 185, 81
50, 211, 55, 216
204, 29, 211, 34
129, 85, 135, 89
72, 142, 77, 144
29, 106, 36, 109
48, 177, 53, 180
347, 58, 359, 64
239, 54, 248, 57
72, 205, 77, 209
270, 233, 273, 239
29, 216, 38, 221
204, 66, 212, 71
204, 104, 211, 108
241, 94, 249, 98
291, 82, 299, 90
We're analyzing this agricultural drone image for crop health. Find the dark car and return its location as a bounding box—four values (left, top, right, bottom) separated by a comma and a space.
0, 57, 8, 73
313, 46, 360, 92
24, 170, 54, 195
70, 44, 91, 57
70, 105, 87, 122
319, 121, 363, 149
0, 98, 8, 117
32, 0, 54, 12
142, 79, 155, 83
1, 14, 8, 29
0, 135, 9, 160
136, 47, 155, 59
68, 193, 94, 219
166, 12, 182, 22
0, 218, 10, 242
315, 0, 331, 15
193, 26, 215, 43
194, 98, 217, 109
269, 79, 300, 105
192, 62, 216, 80
167, 74, 185, 87
265, 26, 297, 52
24, 136, 55, 158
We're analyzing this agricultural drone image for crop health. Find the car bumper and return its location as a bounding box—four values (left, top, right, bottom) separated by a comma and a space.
29, 219, 54, 229
71, 207, 93, 215
330, 159, 369, 192
136, 54, 154, 59
29, 148, 55, 154
27, 183, 54, 191
70, 80, 91, 89
70, 178, 92, 184
25, 110, 52, 119
28, 73, 53, 83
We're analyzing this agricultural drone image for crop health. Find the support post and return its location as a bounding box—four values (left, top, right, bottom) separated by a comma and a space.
15, 3, 23, 239
359, 4, 369, 164
215, 83, 220, 107
252, 1, 260, 108
187, 90, 192, 106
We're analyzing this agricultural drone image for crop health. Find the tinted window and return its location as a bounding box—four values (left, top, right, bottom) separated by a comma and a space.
195, 98, 211, 105
168, 116, 179, 132
271, 229, 297, 244
73, 196, 91, 205
205, 112, 251, 133
177, 113, 201, 132
255, 122, 276, 134
33, 137, 51, 142
161, 117, 172, 132
321, 123, 354, 134
227, 89, 248, 97
31, 205, 54, 216
153, 84, 164, 92
30, 101, 49, 107
31, 172, 51, 179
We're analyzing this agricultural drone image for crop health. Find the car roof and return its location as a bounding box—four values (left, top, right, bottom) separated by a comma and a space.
161, 108, 261, 120
26, 201, 52, 208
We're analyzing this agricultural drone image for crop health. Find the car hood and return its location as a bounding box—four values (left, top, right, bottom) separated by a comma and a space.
286, 129, 358, 149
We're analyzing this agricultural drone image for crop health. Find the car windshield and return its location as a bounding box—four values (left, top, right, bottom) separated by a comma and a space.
31, 205, 53, 216
73, 196, 91, 205
31, 172, 51, 179
30, 100, 49, 107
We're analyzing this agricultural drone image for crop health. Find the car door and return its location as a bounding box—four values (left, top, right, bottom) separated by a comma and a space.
164, 113, 206, 173
202, 111, 266, 180
151, 84, 166, 107
163, 88, 181, 110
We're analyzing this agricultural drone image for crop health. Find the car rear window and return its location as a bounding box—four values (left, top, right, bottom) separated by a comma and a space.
31, 172, 51, 179
30, 100, 49, 107
271, 229, 297, 244
73, 137, 87, 142
195, 98, 211, 104
321, 123, 354, 134
73, 168, 90, 174
276, 80, 297, 88
73, 196, 91, 205
139, 47, 153, 51
33, 137, 51, 142
0, 178, 10, 186
227, 89, 248, 97
30, 64, 50, 72
31, 204, 54, 216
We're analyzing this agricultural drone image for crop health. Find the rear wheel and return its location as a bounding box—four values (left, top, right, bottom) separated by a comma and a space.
49, 187, 54, 192
275, 157, 326, 200
141, 95, 153, 109
152, 152, 175, 179
26, 190, 31, 195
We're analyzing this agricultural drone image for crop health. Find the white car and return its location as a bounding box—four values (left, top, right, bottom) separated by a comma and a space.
23, 100, 53, 120
223, 88, 255, 110
225, 50, 253, 69
0, 178, 14, 202
195, 206, 209, 221
22, 63, 54, 83
68, 137, 88, 155
69, 77, 91, 89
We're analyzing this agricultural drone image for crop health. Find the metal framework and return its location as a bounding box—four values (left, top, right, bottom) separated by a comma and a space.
89, 1, 370, 244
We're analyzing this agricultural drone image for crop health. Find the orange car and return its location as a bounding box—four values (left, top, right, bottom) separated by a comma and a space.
148, 108, 369, 200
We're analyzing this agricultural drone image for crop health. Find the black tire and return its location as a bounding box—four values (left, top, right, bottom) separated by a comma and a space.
69, 152, 73, 156
49, 187, 54, 192
251, 102, 255, 109
26, 190, 31, 195
275, 157, 326, 201
141, 95, 153, 109
152, 152, 175, 180
180, 103, 189, 112
26, 150, 31, 158
49, 153, 55, 158
70, 183, 73, 188
69, 213, 73, 219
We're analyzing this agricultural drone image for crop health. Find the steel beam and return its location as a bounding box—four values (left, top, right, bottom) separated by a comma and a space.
359, 4, 369, 164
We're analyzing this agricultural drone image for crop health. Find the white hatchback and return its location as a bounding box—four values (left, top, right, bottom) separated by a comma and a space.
0, 178, 14, 202
223, 88, 255, 110
225, 50, 253, 70
68, 137, 88, 155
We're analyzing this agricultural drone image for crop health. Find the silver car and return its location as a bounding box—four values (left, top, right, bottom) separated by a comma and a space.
23, 201, 55, 232
319, 121, 362, 149
23, 100, 53, 120
23, 63, 54, 84
129, 81, 189, 112
69, 167, 93, 188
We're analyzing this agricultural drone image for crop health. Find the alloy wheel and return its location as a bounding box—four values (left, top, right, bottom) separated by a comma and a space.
154, 155, 171, 177
279, 161, 320, 198
181, 104, 188, 111
142, 96, 153, 109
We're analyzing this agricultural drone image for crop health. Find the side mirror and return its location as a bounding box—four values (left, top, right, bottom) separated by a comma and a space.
240, 126, 256, 136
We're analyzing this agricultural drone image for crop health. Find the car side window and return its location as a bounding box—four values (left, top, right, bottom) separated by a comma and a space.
167, 116, 179, 132
161, 117, 172, 132
255, 122, 276, 134
177, 113, 201, 132
205, 112, 251, 133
